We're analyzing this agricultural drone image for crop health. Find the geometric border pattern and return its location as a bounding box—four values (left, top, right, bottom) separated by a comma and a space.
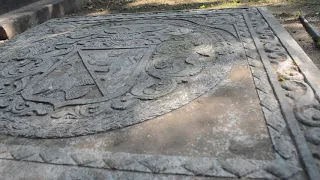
0, 143, 298, 179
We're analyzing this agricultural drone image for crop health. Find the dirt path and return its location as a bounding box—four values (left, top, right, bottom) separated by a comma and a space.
69, 0, 320, 69
268, 2, 320, 68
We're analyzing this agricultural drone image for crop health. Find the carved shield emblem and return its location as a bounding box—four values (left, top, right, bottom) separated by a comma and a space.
22, 46, 156, 108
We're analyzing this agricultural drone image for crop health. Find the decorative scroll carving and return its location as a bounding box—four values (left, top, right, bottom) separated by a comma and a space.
0, 18, 240, 138
0, 8, 308, 179
248, 8, 320, 176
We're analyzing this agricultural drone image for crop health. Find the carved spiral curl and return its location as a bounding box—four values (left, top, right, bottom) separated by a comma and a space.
131, 32, 212, 100
295, 105, 320, 127
1, 58, 52, 78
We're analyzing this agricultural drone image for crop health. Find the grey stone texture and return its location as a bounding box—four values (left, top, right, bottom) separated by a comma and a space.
0, 7, 319, 179
0, 15, 241, 138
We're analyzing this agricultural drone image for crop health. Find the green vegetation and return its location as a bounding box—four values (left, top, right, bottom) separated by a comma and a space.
278, 76, 285, 82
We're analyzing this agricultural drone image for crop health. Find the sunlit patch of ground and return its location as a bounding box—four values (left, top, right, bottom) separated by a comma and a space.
126, 0, 216, 7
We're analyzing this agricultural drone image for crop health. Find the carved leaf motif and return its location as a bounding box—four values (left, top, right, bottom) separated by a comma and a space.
2, 58, 52, 78
295, 105, 320, 127
305, 128, 320, 145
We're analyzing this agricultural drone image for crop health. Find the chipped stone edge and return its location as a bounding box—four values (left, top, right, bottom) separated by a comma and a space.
0, 8, 304, 179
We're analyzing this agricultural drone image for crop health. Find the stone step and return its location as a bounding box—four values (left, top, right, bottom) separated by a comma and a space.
0, 0, 88, 40
0, 0, 42, 15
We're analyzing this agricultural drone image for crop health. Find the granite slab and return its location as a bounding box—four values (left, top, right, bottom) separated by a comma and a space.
0, 7, 319, 180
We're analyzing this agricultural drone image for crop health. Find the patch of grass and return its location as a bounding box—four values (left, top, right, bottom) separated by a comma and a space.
278, 76, 285, 82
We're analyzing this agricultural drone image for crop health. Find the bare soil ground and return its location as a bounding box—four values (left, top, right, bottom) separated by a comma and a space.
69, 0, 320, 69
268, 1, 320, 68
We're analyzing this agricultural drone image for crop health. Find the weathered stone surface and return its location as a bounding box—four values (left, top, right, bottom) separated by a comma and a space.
0, 7, 320, 180
40, 147, 76, 164
220, 159, 264, 177
274, 136, 294, 159
0, 159, 218, 180
305, 128, 320, 145
183, 158, 228, 176
0, 15, 242, 138
265, 158, 301, 179
9, 146, 38, 160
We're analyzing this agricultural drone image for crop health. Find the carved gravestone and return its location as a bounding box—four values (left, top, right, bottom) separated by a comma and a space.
0, 7, 320, 180
0, 17, 242, 138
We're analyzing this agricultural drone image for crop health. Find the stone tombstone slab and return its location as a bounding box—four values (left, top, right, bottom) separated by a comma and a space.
0, 7, 320, 180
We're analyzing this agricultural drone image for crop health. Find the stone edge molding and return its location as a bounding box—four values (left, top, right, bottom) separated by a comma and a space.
0, 7, 319, 179
0, 0, 89, 39
256, 7, 320, 180
0, 143, 300, 179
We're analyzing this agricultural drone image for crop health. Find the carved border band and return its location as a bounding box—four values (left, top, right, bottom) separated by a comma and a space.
252, 7, 320, 180
0, 143, 300, 179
